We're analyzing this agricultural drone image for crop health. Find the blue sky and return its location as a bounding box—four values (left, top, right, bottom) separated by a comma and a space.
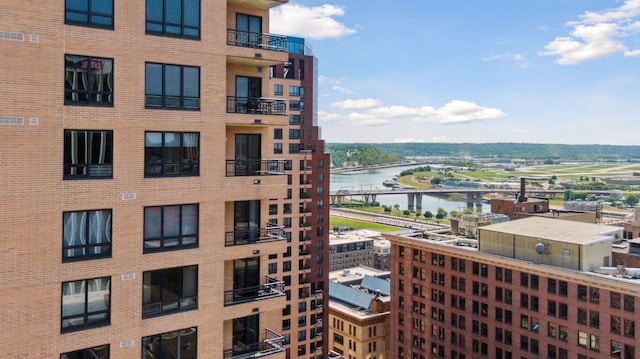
270, 1, 640, 145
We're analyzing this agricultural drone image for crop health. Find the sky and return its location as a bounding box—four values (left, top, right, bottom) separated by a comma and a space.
270, 0, 640, 145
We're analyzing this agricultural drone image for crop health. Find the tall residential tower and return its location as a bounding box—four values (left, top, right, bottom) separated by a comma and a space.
0, 1, 328, 358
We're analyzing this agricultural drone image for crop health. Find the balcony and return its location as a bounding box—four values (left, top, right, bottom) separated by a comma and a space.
223, 328, 285, 359
225, 224, 286, 246
227, 0, 288, 11
226, 159, 285, 177
227, 96, 286, 115
224, 276, 285, 306
227, 29, 287, 52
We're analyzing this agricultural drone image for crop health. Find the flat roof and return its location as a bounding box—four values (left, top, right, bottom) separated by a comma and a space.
479, 216, 621, 245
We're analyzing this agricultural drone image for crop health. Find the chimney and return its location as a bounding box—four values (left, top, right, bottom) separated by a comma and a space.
517, 177, 528, 202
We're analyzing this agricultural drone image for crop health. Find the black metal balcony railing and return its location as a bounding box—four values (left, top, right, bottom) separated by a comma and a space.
227, 96, 286, 115
225, 224, 286, 246
224, 276, 285, 306
226, 159, 285, 176
227, 29, 287, 52
223, 328, 285, 359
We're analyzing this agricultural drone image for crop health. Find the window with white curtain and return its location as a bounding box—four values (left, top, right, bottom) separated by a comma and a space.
64, 129, 113, 179
65, 55, 113, 105
61, 277, 111, 331
63, 209, 112, 261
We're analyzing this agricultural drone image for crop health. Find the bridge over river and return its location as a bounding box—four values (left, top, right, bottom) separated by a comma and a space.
329, 187, 592, 210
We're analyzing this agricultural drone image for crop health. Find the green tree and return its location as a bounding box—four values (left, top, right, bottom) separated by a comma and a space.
564, 190, 573, 201
430, 177, 444, 186
403, 210, 411, 216
383, 206, 392, 213
449, 210, 459, 218
435, 207, 447, 219
624, 194, 640, 207
394, 204, 400, 211
424, 211, 433, 219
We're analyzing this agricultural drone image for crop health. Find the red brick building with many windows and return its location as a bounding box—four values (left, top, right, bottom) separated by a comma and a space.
386, 217, 639, 359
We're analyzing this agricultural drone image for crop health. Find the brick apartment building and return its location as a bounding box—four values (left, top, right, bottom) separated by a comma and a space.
386, 217, 640, 359
0, 1, 328, 358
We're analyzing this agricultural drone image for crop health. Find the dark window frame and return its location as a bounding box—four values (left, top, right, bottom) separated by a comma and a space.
142, 265, 198, 318
144, 203, 199, 253
64, 129, 113, 179
144, 131, 200, 177
142, 327, 197, 358
62, 209, 112, 262
60, 344, 110, 359
145, 62, 200, 110
64, 55, 114, 106
65, 0, 114, 29
61, 276, 111, 332
145, 0, 201, 39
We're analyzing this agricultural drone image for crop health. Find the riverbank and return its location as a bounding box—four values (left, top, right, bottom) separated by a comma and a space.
330, 159, 427, 174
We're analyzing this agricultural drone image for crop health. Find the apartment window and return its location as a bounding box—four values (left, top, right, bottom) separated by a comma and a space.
142, 327, 197, 358
63, 209, 112, 261
144, 204, 198, 252
65, 0, 113, 28
146, 0, 200, 38
65, 55, 114, 106
624, 295, 635, 312
289, 85, 304, 97
274, 84, 283, 96
268, 263, 277, 274
611, 292, 621, 309
145, 63, 200, 109
61, 277, 111, 331
559, 281, 567, 296
142, 265, 197, 317
577, 285, 587, 301
548, 279, 557, 294
61, 344, 109, 359
144, 132, 199, 177
289, 129, 302, 140
64, 130, 113, 179
274, 143, 283, 154
289, 100, 303, 111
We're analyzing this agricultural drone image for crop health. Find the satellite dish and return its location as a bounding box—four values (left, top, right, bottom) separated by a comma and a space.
535, 242, 545, 255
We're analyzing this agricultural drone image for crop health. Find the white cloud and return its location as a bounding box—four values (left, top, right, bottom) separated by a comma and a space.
270, 4, 356, 40
412, 100, 506, 124
369, 105, 419, 117
332, 98, 381, 110
332, 85, 353, 95
369, 100, 505, 124
347, 113, 388, 127
482, 53, 529, 68
318, 111, 343, 122
540, 0, 640, 64
624, 48, 640, 56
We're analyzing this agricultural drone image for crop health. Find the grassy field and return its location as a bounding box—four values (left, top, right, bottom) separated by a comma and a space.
329, 217, 402, 233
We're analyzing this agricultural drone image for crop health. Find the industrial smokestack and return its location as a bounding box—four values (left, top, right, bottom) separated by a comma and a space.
518, 178, 528, 202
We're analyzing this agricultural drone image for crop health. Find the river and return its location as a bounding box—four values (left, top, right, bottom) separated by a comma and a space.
330, 165, 491, 213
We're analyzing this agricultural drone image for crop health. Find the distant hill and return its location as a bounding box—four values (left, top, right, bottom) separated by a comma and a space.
326, 144, 398, 168
326, 143, 640, 165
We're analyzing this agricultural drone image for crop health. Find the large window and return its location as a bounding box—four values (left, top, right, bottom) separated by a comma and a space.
63, 209, 112, 261
61, 345, 109, 359
64, 130, 113, 179
142, 327, 197, 359
144, 204, 198, 252
145, 63, 200, 109
65, 55, 113, 106
145, 132, 199, 177
61, 277, 111, 331
143, 265, 197, 317
65, 0, 113, 29
146, 0, 200, 39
